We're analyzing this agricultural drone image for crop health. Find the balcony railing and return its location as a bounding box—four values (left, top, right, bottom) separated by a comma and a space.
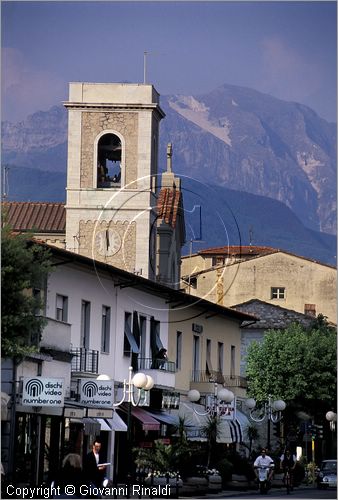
223, 376, 248, 388
71, 348, 99, 374
191, 370, 225, 384
138, 357, 176, 373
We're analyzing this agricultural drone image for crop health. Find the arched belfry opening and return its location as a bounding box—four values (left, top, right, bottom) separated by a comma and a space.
97, 133, 122, 188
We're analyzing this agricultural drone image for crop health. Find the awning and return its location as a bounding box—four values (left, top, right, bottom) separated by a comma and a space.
108, 412, 127, 432
177, 402, 244, 443
147, 410, 180, 427
97, 418, 112, 431
131, 407, 160, 431
125, 323, 139, 353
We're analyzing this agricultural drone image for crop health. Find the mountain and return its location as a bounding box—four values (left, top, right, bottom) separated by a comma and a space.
3, 166, 336, 265
1, 83, 336, 262
159, 85, 336, 235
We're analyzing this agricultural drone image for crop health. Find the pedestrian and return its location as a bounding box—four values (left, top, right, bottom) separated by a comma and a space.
52, 453, 87, 498
83, 439, 107, 488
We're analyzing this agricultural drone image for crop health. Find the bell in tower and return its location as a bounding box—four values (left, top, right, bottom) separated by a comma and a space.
64, 82, 165, 280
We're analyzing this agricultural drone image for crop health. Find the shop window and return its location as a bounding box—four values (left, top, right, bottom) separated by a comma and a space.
97, 133, 122, 188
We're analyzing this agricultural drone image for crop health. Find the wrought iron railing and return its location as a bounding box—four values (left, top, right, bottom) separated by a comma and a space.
70, 348, 99, 374
191, 370, 225, 383
223, 375, 248, 388
138, 357, 176, 373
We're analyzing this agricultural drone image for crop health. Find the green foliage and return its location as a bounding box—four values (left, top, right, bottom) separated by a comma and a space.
245, 320, 337, 407
133, 439, 192, 476
201, 415, 221, 467
1, 223, 52, 358
216, 458, 233, 484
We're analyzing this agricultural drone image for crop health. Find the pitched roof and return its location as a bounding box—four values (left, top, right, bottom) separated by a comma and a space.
39, 241, 257, 324
232, 299, 316, 329
157, 187, 182, 229
194, 245, 335, 269
2, 202, 66, 233
198, 245, 277, 257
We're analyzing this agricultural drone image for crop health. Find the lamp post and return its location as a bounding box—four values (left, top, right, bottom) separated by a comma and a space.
325, 411, 337, 432
245, 396, 286, 450
110, 367, 154, 482
188, 384, 235, 416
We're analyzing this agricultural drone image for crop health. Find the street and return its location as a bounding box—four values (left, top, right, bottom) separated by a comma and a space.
187, 487, 337, 499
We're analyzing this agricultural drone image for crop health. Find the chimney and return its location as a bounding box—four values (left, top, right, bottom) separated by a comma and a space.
304, 304, 316, 317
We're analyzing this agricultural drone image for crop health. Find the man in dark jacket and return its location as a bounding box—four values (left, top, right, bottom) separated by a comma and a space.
83, 439, 106, 488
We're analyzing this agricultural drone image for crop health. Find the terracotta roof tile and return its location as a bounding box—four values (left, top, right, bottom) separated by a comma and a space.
157, 187, 182, 229
2, 202, 66, 233
198, 245, 277, 256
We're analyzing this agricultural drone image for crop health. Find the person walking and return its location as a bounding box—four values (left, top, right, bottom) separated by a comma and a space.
83, 439, 107, 488
52, 453, 87, 498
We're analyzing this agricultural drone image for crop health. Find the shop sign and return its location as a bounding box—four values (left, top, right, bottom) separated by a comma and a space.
64, 408, 85, 418
22, 377, 64, 406
87, 408, 113, 418
80, 379, 113, 407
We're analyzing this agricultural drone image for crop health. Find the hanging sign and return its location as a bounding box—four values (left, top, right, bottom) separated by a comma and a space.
80, 379, 113, 407
22, 377, 64, 406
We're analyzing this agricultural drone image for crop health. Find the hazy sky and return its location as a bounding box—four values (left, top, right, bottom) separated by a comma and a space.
2, 1, 337, 123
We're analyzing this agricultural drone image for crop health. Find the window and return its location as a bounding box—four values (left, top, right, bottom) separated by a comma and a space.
212, 256, 225, 267
139, 316, 147, 359
192, 335, 200, 380
150, 318, 162, 359
80, 300, 91, 349
231, 345, 236, 378
217, 342, 224, 373
176, 331, 182, 370
271, 287, 286, 299
56, 294, 68, 322
206, 339, 213, 374
101, 306, 111, 353
124, 312, 140, 357
97, 133, 122, 188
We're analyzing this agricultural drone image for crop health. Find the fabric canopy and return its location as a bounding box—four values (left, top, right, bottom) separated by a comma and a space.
147, 410, 180, 427
107, 412, 128, 432
131, 407, 160, 431
178, 402, 245, 443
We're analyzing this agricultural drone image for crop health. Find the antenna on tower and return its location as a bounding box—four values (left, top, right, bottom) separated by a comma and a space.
143, 51, 147, 84
2, 165, 10, 201
249, 226, 254, 247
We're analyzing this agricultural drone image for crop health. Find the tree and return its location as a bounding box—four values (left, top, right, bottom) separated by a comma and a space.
245, 318, 337, 415
201, 415, 221, 467
1, 223, 52, 358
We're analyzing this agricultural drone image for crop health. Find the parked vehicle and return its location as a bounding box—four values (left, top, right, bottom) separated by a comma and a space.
316, 459, 337, 489
257, 464, 274, 494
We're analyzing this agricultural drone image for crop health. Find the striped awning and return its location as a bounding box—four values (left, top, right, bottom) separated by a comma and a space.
178, 402, 245, 443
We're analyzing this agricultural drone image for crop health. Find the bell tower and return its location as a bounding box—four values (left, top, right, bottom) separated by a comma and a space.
64, 82, 165, 279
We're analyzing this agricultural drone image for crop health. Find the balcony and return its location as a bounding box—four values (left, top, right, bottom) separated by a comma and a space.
71, 348, 99, 375
138, 357, 175, 389
40, 317, 71, 352
190, 370, 247, 396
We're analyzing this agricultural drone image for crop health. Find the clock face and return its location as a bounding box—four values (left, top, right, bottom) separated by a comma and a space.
95, 229, 121, 256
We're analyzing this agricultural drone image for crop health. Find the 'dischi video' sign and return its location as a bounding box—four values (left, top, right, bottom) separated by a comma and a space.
80, 379, 113, 407
22, 377, 64, 406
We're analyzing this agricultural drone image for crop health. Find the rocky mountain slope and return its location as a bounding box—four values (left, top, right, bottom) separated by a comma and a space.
2, 83, 336, 239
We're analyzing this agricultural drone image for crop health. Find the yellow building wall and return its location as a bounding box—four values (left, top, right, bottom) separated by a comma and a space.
167, 306, 242, 394
182, 252, 336, 323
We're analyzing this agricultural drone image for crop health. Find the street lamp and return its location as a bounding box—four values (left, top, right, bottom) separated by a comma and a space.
188, 384, 235, 417
245, 395, 286, 449
112, 367, 154, 482
326, 411, 337, 432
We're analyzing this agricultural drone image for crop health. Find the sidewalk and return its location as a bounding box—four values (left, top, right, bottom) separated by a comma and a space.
180, 485, 315, 498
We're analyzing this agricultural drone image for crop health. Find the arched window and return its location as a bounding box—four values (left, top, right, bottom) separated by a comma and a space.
97, 133, 122, 188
